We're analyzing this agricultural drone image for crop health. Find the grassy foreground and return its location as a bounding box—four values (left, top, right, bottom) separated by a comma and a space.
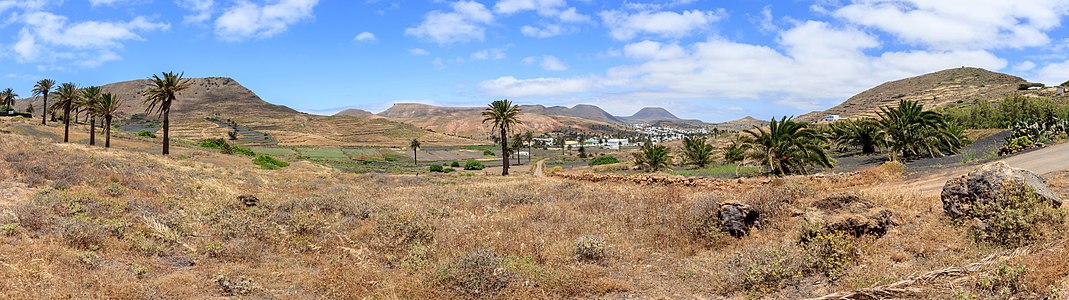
0, 119, 1067, 299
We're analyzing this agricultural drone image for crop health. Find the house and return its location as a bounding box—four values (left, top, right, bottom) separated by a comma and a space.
823, 115, 841, 122
602, 138, 630, 150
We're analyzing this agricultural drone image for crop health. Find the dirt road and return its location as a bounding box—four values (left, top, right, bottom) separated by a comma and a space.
534, 158, 547, 177
907, 142, 1069, 195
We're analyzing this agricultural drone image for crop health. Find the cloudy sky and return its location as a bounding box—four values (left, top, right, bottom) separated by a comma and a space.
2, 0, 1069, 122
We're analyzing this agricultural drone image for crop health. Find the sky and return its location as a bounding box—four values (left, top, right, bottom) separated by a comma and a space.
2, 0, 1069, 122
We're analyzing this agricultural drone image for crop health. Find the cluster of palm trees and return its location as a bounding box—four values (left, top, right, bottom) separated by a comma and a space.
482, 99, 522, 176
5, 72, 189, 155
828, 100, 966, 161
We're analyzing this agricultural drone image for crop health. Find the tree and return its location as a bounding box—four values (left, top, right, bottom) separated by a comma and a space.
633, 141, 671, 172
0, 88, 16, 110
79, 86, 102, 146
723, 136, 748, 176
52, 83, 80, 143
523, 131, 534, 164
481, 99, 521, 176
410, 138, 421, 167
510, 133, 526, 165
95, 93, 124, 148
680, 136, 714, 168
829, 118, 885, 154
744, 116, 833, 176
33, 79, 56, 125
143, 71, 192, 155
27, 103, 34, 114
877, 100, 963, 161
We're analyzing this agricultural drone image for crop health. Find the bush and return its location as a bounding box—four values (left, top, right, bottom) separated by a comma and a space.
588, 155, 620, 166
967, 183, 1066, 247
483, 150, 495, 157
728, 244, 802, 292
1017, 82, 1045, 90
200, 138, 256, 156
686, 197, 724, 244
252, 155, 289, 170
135, 130, 157, 138
373, 210, 434, 250
574, 235, 607, 262
450, 161, 461, 168
429, 164, 445, 173
974, 263, 1027, 296
797, 222, 861, 280
1000, 136, 1034, 155
440, 249, 510, 298
463, 160, 485, 170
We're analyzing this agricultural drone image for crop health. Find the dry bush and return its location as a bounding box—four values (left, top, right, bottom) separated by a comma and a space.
574, 235, 607, 263
439, 249, 511, 298
685, 196, 724, 244
967, 183, 1066, 247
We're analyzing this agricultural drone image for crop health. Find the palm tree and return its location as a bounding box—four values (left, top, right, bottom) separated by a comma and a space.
410, 138, 421, 167
829, 118, 885, 154
724, 135, 748, 176
33, 79, 56, 125
523, 131, 534, 164
877, 100, 963, 161
744, 116, 833, 176
481, 99, 521, 176
79, 86, 102, 146
1, 88, 16, 112
633, 141, 672, 172
51, 83, 79, 143
143, 71, 192, 155
96, 93, 124, 148
680, 136, 714, 168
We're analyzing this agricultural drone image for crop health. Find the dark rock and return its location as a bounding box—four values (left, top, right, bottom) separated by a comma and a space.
238, 194, 258, 207
941, 162, 1062, 219
826, 209, 896, 238
718, 202, 759, 238
813, 193, 873, 213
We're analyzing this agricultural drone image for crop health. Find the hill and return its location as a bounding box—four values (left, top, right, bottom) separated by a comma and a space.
333, 108, 381, 119
378, 103, 627, 139
800, 67, 1027, 121
621, 107, 680, 123
15, 77, 475, 147
711, 116, 769, 131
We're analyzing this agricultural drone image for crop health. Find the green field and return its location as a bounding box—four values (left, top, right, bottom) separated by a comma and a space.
668, 164, 763, 177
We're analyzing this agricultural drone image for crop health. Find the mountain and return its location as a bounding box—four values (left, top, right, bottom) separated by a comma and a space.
619, 107, 681, 123
711, 116, 769, 131
377, 103, 627, 139
333, 108, 381, 119
15, 77, 475, 147
800, 67, 1027, 122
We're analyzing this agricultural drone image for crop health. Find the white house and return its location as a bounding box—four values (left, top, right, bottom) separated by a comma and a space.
823, 115, 841, 122
602, 139, 630, 150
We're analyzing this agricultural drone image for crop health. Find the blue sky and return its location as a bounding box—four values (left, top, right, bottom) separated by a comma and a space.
2, 0, 1069, 122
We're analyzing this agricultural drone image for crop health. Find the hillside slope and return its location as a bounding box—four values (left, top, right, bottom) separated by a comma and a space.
378, 103, 626, 139
16, 78, 475, 147
801, 67, 1027, 121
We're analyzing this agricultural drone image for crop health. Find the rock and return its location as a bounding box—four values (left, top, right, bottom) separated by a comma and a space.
826, 209, 896, 238
941, 162, 1062, 219
812, 193, 873, 213
718, 202, 759, 238
238, 194, 258, 207
809, 194, 897, 238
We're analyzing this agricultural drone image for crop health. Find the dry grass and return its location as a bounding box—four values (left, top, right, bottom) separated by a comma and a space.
0, 118, 1066, 299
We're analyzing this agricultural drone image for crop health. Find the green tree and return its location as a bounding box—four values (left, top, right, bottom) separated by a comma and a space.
523, 131, 534, 164
51, 83, 80, 143
0, 88, 16, 111
830, 118, 885, 154
680, 136, 714, 168
410, 138, 421, 167
95, 93, 124, 148
481, 99, 521, 176
723, 135, 748, 176
744, 116, 833, 176
877, 100, 963, 161
633, 141, 672, 172
33, 79, 56, 125
143, 71, 192, 155
79, 86, 102, 146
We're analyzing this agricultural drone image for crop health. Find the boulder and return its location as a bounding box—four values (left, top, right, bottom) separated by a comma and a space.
718, 202, 759, 238
238, 194, 259, 207
941, 162, 1062, 219
809, 193, 897, 238
826, 209, 896, 238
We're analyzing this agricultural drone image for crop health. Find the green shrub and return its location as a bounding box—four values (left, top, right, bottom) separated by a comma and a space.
463, 160, 485, 170
728, 244, 802, 292
450, 161, 461, 168
975, 263, 1027, 296
443, 167, 456, 173
135, 130, 157, 138
252, 155, 289, 170
967, 183, 1066, 247
483, 150, 495, 157
797, 222, 861, 280
440, 249, 511, 298
574, 235, 607, 262
429, 164, 445, 172
588, 155, 620, 166
1017, 82, 1045, 90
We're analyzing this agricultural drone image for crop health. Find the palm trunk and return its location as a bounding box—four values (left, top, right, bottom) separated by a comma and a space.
500, 126, 509, 176
105, 116, 112, 148
63, 103, 71, 143
163, 111, 170, 155
41, 95, 47, 125
89, 116, 96, 146
413, 149, 418, 167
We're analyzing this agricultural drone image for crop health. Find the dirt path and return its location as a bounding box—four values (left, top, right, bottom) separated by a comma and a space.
534, 158, 547, 177
906, 142, 1069, 195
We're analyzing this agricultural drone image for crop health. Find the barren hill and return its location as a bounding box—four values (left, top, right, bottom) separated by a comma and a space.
333, 108, 381, 119
623, 107, 680, 122
712, 116, 769, 131
800, 67, 1027, 121
16, 78, 475, 147
378, 103, 627, 139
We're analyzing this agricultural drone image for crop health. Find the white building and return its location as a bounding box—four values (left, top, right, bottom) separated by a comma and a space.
823, 115, 841, 122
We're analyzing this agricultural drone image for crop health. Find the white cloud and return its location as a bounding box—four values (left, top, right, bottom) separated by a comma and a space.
214, 0, 318, 42
599, 9, 726, 40
177, 0, 214, 24
471, 47, 507, 60
405, 0, 493, 45
833, 0, 1069, 50
1033, 60, 1069, 85
353, 31, 376, 42
480, 21, 1009, 110
520, 23, 566, 38
13, 12, 169, 67
408, 48, 430, 56
493, 0, 565, 15
0, 0, 48, 14
558, 7, 590, 23
539, 55, 567, 71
